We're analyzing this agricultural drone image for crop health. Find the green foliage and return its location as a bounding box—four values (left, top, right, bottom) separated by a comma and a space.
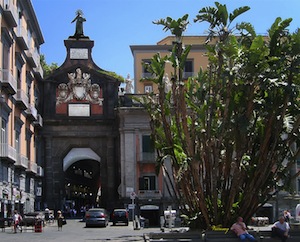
40, 54, 58, 77
98, 70, 124, 82
153, 14, 189, 41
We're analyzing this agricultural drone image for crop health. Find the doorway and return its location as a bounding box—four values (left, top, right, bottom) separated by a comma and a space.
63, 148, 101, 217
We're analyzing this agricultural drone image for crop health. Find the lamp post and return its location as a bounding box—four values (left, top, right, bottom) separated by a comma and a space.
130, 192, 136, 229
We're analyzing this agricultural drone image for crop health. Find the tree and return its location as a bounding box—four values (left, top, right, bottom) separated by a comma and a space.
142, 2, 300, 229
40, 54, 59, 77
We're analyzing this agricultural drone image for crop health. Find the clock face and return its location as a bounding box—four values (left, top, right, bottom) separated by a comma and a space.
70, 48, 88, 59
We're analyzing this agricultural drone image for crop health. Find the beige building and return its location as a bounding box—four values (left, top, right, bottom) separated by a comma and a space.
0, 0, 44, 218
130, 36, 210, 94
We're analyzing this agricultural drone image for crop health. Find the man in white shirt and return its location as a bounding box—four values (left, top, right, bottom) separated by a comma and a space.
272, 216, 290, 242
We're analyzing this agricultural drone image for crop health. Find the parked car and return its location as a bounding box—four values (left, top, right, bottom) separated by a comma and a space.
21, 212, 45, 227
112, 208, 129, 226
85, 208, 109, 227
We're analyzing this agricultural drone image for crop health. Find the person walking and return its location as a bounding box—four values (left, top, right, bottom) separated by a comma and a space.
231, 217, 257, 241
13, 210, 22, 233
57, 210, 64, 231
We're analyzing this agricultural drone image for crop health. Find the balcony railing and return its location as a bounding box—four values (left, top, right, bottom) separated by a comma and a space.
16, 26, 29, 50
0, 143, 17, 163
2, 0, 18, 27
138, 190, 162, 199
140, 152, 156, 163
14, 89, 29, 110
183, 72, 195, 79
15, 154, 29, 169
141, 72, 154, 79
25, 104, 38, 120
25, 48, 39, 68
0, 69, 17, 94
33, 114, 43, 127
26, 160, 37, 174
33, 63, 44, 80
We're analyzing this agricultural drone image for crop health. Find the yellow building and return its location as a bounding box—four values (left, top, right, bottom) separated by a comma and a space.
0, 0, 44, 218
130, 36, 210, 94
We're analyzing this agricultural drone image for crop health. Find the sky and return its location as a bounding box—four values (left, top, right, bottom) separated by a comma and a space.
31, 0, 300, 80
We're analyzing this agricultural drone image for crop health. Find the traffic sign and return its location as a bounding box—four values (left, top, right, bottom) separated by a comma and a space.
130, 191, 136, 199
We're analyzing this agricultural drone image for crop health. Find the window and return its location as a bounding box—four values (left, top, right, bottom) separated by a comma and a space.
1, 118, 7, 145
15, 130, 20, 154
26, 128, 32, 159
183, 59, 194, 78
26, 76, 32, 104
2, 163, 8, 182
142, 59, 152, 78
27, 28, 32, 48
25, 176, 30, 193
139, 176, 156, 190
14, 170, 20, 188
144, 85, 153, 93
15, 117, 23, 156
2, 37, 10, 70
142, 135, 155, 160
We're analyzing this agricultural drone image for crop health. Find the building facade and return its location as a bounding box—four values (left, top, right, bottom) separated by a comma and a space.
130, 36, 210, 94
39, 33, 121, 215
0, 0, 44, 219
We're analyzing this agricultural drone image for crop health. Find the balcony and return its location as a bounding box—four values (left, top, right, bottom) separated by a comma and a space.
0, 69, 17, 94
2, 0, 18, 27
14, 89, 29, 110
25, 48, 39, 68
183, 72, 195, 79
139, 152, 156, 163
138, 190, 162, 199
36, 166, 44, 177
33, 114, 43, 127
141, 73, 154, 79
16, 26, 29, 50
25, 104, 38, 120
15, 154, 29, 169
0, 143, 17, 163
26, 160, 37, 174
33, 63, 44, 80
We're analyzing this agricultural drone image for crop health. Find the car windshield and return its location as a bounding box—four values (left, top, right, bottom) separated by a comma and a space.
88, 209, 105, 213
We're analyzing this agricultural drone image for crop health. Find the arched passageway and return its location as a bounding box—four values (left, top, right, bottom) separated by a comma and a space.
63, 148, 101, 217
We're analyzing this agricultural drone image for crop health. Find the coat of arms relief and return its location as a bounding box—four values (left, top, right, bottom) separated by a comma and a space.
56, 68, 103, 106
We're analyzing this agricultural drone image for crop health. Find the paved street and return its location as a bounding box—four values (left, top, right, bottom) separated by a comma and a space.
0, 219, 162, 242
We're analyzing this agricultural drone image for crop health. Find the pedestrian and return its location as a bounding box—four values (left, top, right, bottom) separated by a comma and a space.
272, 216, 290, 242
283, 210, 291, 223
13, 210, 22, 233
231, 217, 257, 241
57, 210, 64, 231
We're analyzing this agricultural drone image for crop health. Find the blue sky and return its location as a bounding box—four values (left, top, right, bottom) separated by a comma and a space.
31, 0, 300, 79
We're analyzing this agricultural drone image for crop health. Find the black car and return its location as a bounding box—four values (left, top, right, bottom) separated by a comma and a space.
112, 209, 129, 226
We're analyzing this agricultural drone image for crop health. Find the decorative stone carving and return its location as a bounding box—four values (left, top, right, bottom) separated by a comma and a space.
56, 68, 103, 105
